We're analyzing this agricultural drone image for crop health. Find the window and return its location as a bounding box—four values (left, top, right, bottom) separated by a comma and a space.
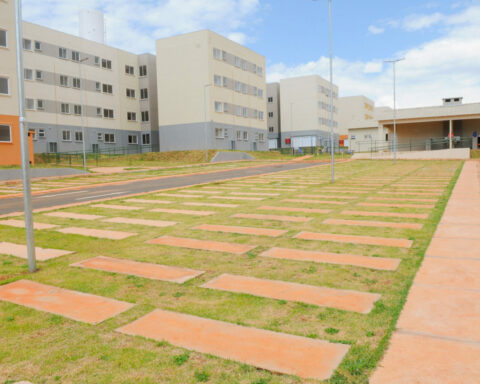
102, 59, 112, 69
241, 83, 247, 94
236, 131, 241, 140
60, 75, 68, 87
214, 75, 222, 86
48, 142, 58, 153
268, 97, 273, 103
97, 133, 103, 141
257, 67, 263, 76
62, 130, 71, 141
61, 103, 70, 114
223, 102, 229, 113
222, 50, 227, 61
142, 133, 150, 145
258, 89, 263, 98
0, 77, 9, 94
139, 65, 147, 76
223, 76, 228, 88
0, 125, 11, 142
234, 56, 241, 67
214, 101, 223, 113
128, 135, 138, 144
25, 98, 34, 110
252, 64, 257, 73
126, 88, 136, 98
95, 82, 101, 92
34, 41, 41, 51
38, 129, 45, 138
140, 88, 148, 99
268, 112, 274, 118
351, 135, 356, 140
234, 81, 241, 92
94, 56, 100, 66
241, 60, 247, 70
35, 70, 43, 81
24, 69, 33, 80
104, 133, 115, 143
103, 109, 114, 119
96, 107, 102, 116
71, 51, 80, 62
74, 105, 82, 115
243, 131, 248, 141
75, 131, 83, 142
259, 133, 265, 142
242, 107, 248, 117
141, 111, 149, 122
0, 30, 6, 48
252, 109, 258, 119
125, 65, 134, 75
259, 111, 264, 120
58, 47, 67, 59
23, 39, 32, 50
215, 128, 224, 139
269, 126, 274, 132
213, 48, 222, 60
37, 99, 45, 110
72, 77, 81, 89
102, 84, 113, 94
236, 105, 242, 116
127, 112, 137, 121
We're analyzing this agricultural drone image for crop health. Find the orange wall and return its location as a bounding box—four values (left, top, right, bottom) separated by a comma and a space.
0, 114, 34, 166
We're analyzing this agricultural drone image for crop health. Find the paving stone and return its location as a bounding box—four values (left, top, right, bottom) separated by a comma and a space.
0, 241, 74, 261
323, 218, 422, 230
321, 189, 370, 193
397, 284, 480, 342
124, 199, 173, 204
157, 193, 203, 198
341, 210, 429, 219
71, 256, 204, 283
358, 202, 434, 209
260, 247, 400, 270
230, 192, 279, 196
232, 213, 312, 223
209, 195, 265, 201
0, 219, 58, 230
116, 309, 349, 380
179, 190, 218, 194
435, 223, 480, 240
283, 199, 347, 205
415, 257, 480, 290
57, 227, 137, 240
183, 202, 238, 208
103, 217, 177, 228
298, 194, 358, 200
148, 235, 256, 254
202, 273, 381, 313
193, 224, 287, 237
295, 231, 413, 248
259, 205, 330, 214
378, 191, 441, 196
370, 332, 480, 384
426, 237, 480, 259
367, 197, 437, 203
92, 204, 142, 211
388, 188, 444, 192
44, 212, 105, 221
251, 187, 297, 191
202, 186, 239, 190
151, 208, 215, 216
0, 280, 133, 324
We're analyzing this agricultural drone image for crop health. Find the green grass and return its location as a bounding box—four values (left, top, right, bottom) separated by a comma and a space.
0, 159, 462, 383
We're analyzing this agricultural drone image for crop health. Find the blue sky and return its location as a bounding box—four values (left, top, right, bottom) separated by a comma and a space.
22, 0, 480, 108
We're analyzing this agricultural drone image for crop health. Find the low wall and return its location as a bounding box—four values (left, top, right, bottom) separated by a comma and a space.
352, 148, 470, 160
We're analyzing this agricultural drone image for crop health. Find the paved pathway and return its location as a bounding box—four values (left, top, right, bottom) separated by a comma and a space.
0, 167, 86, 181
371, 160, 480, 384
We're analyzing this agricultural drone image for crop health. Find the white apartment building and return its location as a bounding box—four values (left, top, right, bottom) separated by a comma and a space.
267, 82, 281, 149
156, 30, 268, 152
279, 75, 339, 149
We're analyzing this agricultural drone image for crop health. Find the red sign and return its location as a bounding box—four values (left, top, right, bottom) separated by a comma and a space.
285, 138, 291, 144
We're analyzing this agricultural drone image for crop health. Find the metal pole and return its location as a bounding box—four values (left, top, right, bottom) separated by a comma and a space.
15, 0, 36, 273
384, 58, 404, 164
78, 58, 88, 171
449, 120, 453, 149
203, 84, 210, 163
328, 0, 335, 183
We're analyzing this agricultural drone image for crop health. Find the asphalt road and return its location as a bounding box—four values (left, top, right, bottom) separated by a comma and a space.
0, 161, 326, 215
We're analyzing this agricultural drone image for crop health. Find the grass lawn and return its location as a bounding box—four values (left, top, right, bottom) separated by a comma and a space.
0, 159, 462, 383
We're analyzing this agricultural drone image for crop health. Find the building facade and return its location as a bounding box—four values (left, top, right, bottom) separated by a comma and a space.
279, 75, 339, 149
156, 30, 268, 152
267, 82, 281, 149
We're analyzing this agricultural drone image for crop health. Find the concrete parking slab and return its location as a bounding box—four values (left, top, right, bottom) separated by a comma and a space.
295, 231, 413, 248
341, 210, 429, 219
0, 219, 58, 230
193, 224, 287, 237
44, 212, 105, 221
0, 242, 74, 261
148, 235, 256, 254
57, 227, 137, 240
232, 213, 312, 223
323, 218, 422, 230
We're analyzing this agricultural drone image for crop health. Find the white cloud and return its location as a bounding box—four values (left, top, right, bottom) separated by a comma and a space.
22, 0, 260, 54
227, 32, 248, 45
368, 25, 385, 35
267, 5, 480, 109
402, 12, 444, 31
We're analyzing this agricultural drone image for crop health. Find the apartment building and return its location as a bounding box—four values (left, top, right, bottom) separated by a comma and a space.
6, 13, 159, 154
156, 30, 268, 152
267, 82, 281, 149
279, 75, 339, 149
0, 0, 34, 165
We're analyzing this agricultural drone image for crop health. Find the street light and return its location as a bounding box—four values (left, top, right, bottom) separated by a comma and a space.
78, 57, 89, 172
14, 0, 36, 272
203, 84, 212, 163
384, 58, 405, 164
313, 0, 335, 183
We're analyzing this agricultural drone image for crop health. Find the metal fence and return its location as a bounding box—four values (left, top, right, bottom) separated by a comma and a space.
353, 137, 473, 153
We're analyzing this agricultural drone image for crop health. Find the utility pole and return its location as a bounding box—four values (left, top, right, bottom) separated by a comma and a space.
328, 0, 335, 183
78, 57, 88, 172
15, 0, 36, 272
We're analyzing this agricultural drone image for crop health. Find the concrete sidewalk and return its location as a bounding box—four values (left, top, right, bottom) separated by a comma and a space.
0, 167, 86, 181
371, 160, 480, 384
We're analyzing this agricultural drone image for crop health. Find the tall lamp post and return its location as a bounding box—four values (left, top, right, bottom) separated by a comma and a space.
14, 0, 36, 272
313, 0, 335, 183
384, 58, 404, 164
78, 57, 89, 172
203, 84, 212, 163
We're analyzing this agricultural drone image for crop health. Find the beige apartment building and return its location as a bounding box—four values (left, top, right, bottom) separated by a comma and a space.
156, 30, 268, 152
279, 75, 339, 149
266, 82, 281, 149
